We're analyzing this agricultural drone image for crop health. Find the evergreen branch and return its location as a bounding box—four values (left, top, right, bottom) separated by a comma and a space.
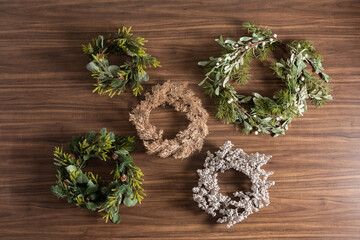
83, 27, 160, 97
198, 22, 333, 137
51, 129, 144, 224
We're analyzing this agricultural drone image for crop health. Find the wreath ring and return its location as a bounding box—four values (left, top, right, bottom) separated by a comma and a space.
193, 141, 275, 228
129, 81, 209, 159
83, 27, 160, 97
51, 128, 145, 224
198, 22, 333, 137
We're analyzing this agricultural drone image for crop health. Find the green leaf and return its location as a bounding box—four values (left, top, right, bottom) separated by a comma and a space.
66, 165, 77, 173
239, 37, 252, 42
240, 96, 252, 103
225, 39, 236, 44
85, 131, 96, 141
96, 35, 104, 49
108, 65, 120, 77
242, 22, 252, 28
86, 180, 98, 194
199, 78, 207, 86
215, 86, 220, 96
320, 72, 331, 82
111, 213, 122, 223
77, 173, 89, 184
253, 92, 262, 98
198, 61, 210, 66
86, 62, 99, 72
100, 128, 107, 137
108, 132, 115, 140
51, 185, 67, 198
115, 149, 129, 155
243, 121, 253, 131
216, 71, 221, 80
137, 72, 149, 82
123, 193, 138, 207
86, 202, 98, 211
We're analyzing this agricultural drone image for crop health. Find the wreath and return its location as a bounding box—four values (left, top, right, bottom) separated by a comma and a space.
51, 128, 145, 224
193, 141, 275, 228
83, 27, 160, 97
129, 81, 209, 159
198, 22, 333, 137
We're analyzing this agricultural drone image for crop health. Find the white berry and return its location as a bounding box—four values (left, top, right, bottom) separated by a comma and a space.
273, 34, 277, 38
227, 98, 233, 104
235, 44, 239, 47
301, 76, 305, 81
269, 38, 274, 42
296, 87, 300, 92
245, 46, 249, 50
298, 43, 301, 48
276, 117, 280, 121
216, 62, 220, 66
254, 131, 259, 135
253, 115, 257, 118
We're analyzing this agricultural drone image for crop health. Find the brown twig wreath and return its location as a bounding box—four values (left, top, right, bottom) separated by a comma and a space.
129, 81, 209, 159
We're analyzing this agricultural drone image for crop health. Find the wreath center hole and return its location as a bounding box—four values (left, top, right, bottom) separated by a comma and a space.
149, 104, 189, 140
233, 47, 290, 99
82, 157, 115, 184
107, 54, 133, 67
218, 169, 252, 200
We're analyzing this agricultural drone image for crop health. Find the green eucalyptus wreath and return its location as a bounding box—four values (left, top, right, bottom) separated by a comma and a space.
51, 128, 145, 224
198, 22, 333, 137
83, 27, 160, 97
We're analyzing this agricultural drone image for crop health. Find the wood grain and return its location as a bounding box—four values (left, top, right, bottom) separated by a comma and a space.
0, 0, 360, 239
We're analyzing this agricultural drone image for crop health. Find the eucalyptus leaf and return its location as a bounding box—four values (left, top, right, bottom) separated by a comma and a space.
123, 194, 138, 207
108, 65, 120, 77
137, 72, 149, 82
86, 180, 98, 194
76, 173, 89, 184
100, 128, 107, 137
86, 62, 99, 72
65, 165, 77, 173
115, 149, 129, 155
111, 213, 122, 223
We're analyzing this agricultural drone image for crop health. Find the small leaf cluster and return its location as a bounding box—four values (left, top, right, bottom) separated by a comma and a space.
83, 27, 160, 97
198, 22, 333, 137
51, 128, 144, 224
199, 22, 276, 90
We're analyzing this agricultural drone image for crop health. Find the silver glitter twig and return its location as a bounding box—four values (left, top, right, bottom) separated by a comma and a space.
193, 141, 275, 228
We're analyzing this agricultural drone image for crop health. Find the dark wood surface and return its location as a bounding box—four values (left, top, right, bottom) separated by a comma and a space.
1, 0, 360, 239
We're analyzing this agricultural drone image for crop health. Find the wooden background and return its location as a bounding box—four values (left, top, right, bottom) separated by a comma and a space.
1, 0, 359, 239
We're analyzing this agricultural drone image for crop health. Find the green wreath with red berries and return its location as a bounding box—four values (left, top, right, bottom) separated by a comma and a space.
51, 128, 144, 223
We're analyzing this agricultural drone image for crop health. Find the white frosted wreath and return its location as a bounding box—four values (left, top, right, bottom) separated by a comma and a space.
192, 141, 275, 228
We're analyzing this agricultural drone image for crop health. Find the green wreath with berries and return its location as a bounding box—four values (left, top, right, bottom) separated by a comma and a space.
198, 22, 333, 137
83, 27, 160, 97
51, 128, 145, 223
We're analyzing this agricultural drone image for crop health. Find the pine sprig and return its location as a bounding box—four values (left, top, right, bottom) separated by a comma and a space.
51, 128, 145, 224
198, 22, 333, 137
83, 27, 160, 98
